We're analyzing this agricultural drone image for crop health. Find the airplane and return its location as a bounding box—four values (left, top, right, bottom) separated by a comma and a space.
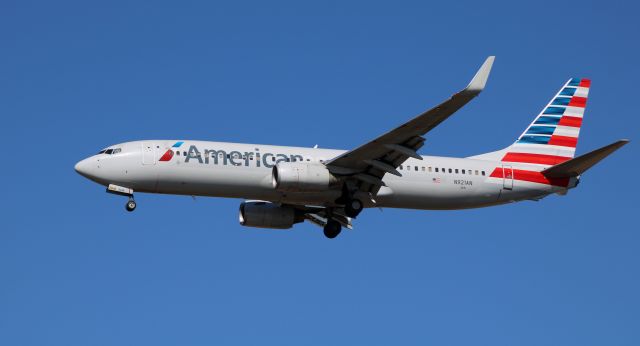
75, 56, 629, 238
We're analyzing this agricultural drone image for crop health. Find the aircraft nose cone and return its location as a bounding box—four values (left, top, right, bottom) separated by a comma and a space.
74, 158, 93, 178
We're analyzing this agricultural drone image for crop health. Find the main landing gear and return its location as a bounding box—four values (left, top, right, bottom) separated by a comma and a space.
323, 220, 342, 239
344, 198, 363, 218
336, 184, 364, 218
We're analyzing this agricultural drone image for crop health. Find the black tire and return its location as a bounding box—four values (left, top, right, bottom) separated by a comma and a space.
323, 221, 342, 239
125, 200, 137, 212
344, 198, 363, 218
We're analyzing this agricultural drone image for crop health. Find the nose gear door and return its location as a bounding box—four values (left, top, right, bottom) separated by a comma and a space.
142, 142, 156, 165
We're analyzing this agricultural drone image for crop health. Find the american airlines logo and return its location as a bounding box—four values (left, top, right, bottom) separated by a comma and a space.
160, 142, 306, 168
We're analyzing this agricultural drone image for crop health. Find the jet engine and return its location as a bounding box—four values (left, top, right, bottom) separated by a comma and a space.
238, 201, 304, 229
272, 162, 338, 192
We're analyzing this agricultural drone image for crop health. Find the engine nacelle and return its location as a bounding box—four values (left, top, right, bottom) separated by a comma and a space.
239, 201, 303, 229
272, 162, 337, 192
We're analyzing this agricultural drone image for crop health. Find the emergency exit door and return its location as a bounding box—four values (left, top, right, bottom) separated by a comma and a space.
502, 165, 513, 190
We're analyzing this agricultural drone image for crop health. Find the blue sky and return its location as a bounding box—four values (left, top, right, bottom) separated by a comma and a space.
1, 1, 638, 345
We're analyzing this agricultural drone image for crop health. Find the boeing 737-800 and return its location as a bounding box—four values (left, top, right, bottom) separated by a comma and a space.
75, 57, 628, 238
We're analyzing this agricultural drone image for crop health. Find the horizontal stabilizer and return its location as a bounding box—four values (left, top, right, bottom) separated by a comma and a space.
542, 139, 629, 178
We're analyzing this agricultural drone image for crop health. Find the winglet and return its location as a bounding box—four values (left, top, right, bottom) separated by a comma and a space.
465, 56, 495, 94
542, 139, 630, 178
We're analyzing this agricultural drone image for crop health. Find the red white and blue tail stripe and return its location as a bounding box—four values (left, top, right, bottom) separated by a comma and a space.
502, 78, 590, 166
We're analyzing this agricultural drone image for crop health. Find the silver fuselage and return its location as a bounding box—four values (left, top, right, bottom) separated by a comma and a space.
75, 140, 575, 210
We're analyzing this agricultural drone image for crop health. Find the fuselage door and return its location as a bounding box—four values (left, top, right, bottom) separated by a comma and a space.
142, 142, 156, 165
502, 165, 513, 190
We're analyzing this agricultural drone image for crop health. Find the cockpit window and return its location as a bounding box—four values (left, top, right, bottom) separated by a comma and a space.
98, 148, 122, 155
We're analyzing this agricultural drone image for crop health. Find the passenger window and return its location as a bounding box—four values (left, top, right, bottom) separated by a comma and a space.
421, 167, 425, 172
435, 168, 439, 172
448, 168, 452, 173
455, 169, 459, 174
428, 167, 432, 172
415, 166, 418, 171
184, 151, 187, 156
475, 170, 479, 175
399, 165, 403, 170
176, 151, 180, 156
407, 166, 411, 171
462, 169, 465, 174
481, 171, 486, 176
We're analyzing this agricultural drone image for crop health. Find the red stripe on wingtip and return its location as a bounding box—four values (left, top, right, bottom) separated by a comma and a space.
579, 79, 591, 88
548, 135, 578, 148
558, 116, 582, 128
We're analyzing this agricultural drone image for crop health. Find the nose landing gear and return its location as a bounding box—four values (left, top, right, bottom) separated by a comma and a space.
125, 198, 137, 212
106, 184, 137, 212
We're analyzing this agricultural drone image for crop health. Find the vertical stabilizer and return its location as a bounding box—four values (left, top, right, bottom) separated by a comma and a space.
474, 78, 591, 166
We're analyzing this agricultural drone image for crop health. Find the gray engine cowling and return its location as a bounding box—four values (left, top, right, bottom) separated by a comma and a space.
272, 162, 337, 192
238, 201, 303, 229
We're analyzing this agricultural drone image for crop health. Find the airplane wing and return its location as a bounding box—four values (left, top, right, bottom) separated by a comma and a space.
326, 56, 495, 194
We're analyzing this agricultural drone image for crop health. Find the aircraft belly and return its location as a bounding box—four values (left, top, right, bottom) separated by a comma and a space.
154, 164, 276, 199
498, 180, 553, 202
376, 175, 503, 210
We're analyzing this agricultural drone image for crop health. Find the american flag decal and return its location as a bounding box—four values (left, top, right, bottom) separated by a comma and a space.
432, 177, 441, 184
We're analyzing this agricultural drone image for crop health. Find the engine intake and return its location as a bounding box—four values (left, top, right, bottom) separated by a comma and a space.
239, 201, 304, 229
272, 162, 337, 192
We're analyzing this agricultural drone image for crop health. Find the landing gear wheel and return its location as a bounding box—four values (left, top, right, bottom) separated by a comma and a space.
125, 199, 137, 212
344, 198, 363, 218
323, 220, 342, 239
